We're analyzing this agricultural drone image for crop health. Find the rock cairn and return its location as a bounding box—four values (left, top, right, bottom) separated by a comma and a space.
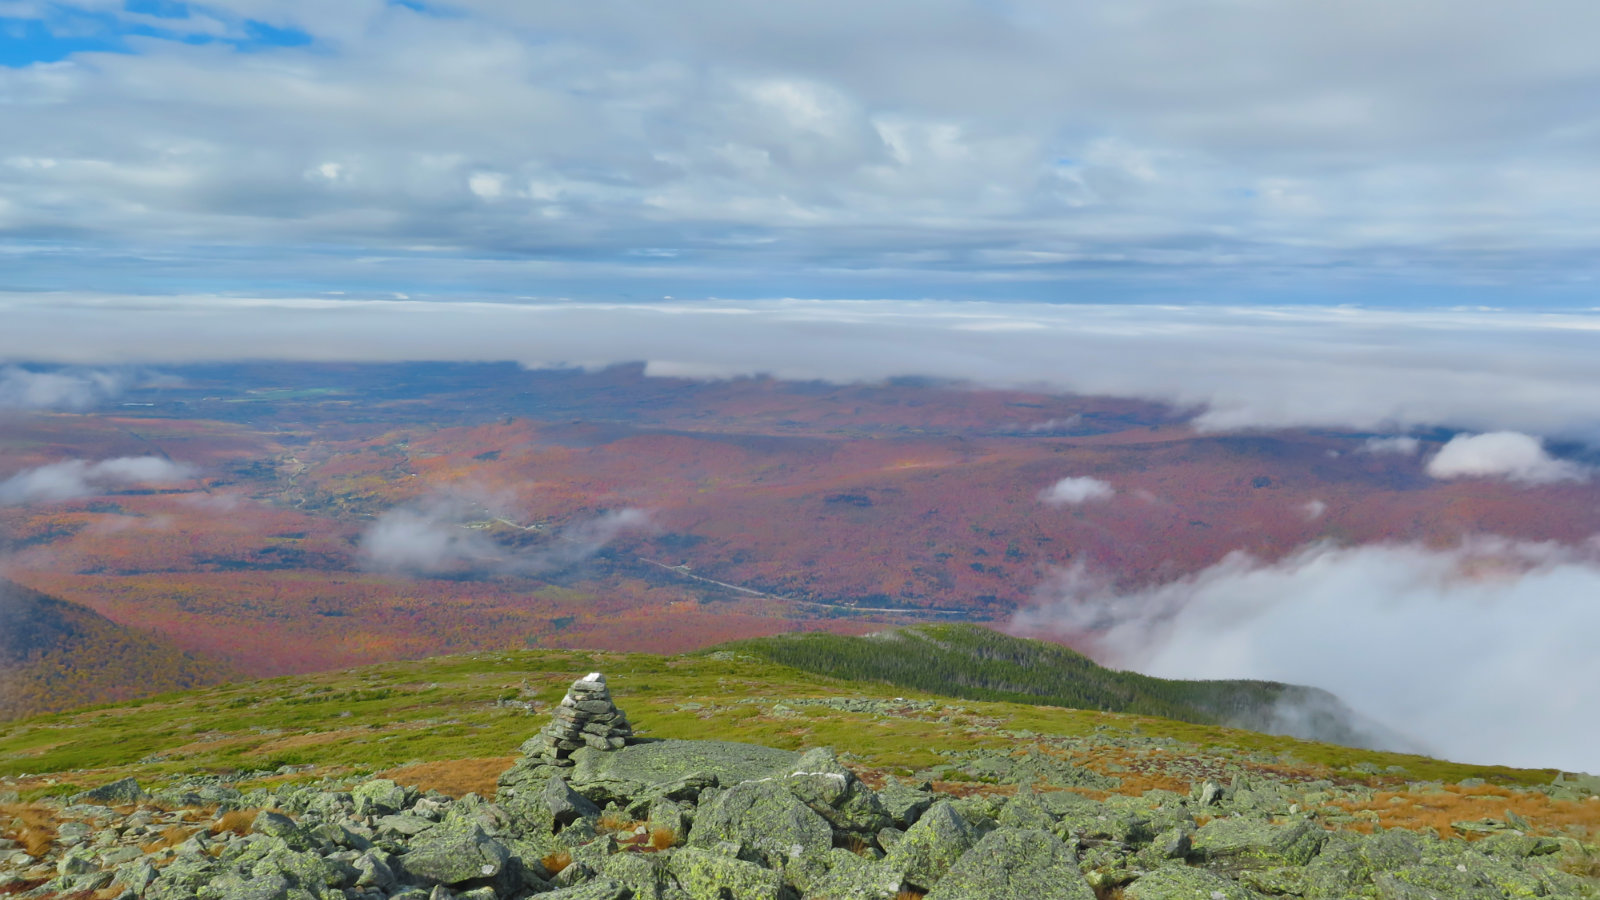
520, 672, 633, 766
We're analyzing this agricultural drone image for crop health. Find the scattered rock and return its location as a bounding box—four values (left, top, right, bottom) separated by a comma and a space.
67, 777, 146, 806
7, 672, 1598, 900
925, 827, 1092, 900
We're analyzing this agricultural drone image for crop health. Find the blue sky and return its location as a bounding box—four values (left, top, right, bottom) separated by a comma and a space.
2, 0, 1600, 303
0, 2, 309, 66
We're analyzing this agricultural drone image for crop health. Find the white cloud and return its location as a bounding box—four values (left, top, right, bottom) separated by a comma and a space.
357, 494, 503, 575
3, 2, 1600, 294
0, 456, 197, 505
358, 491, 650, 576
1010, 538, 1600, 773
1039, 476, 1114, 506
1359, 436, 1420, 455
0, 366, 124, 410
12, 297, 1600, 440
1302, 499, 1326, 520
1425, 431, 1588, 484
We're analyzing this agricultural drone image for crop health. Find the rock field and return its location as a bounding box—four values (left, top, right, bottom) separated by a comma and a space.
3, 674, 1599, 900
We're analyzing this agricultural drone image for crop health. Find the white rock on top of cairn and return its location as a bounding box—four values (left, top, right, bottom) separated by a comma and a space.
522, 672, 634, 766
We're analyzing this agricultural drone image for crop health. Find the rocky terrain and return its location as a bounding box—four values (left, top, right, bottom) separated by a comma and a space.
4, 673, 1599, 900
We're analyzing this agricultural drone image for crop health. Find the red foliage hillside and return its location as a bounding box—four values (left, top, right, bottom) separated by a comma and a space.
3, 362, 1597, 710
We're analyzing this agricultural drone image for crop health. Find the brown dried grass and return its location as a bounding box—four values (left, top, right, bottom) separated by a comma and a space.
0, 803, 59, 857
377, 757, 514, 799
210, 809, 259, 836
597, 812, 641, 834
1330, 784, 1600, 841
139, 825, 195, 854
648, 826, 678, 851
835, 832, 873, 856
541, 849, 572, 875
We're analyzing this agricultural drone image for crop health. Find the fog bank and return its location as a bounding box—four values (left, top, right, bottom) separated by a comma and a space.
1012, 538, 1600, 773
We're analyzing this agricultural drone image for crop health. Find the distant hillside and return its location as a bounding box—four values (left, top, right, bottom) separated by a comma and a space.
0, 579, 232, 721
717, 624, 1412, 751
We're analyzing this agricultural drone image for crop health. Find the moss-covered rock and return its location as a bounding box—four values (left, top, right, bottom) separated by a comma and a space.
924, 827, 1092, 900
1191, 816, 1326, 871
884, 800, 981, 892
1124, 865, 1264, 899
689, 779, 832, 889
668, 847, 785, 900
783, 746, 893, 834
568, 739, 798, 806
396, 821, 511, 886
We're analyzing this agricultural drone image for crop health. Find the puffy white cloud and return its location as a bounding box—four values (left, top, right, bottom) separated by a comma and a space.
0, 456, 197, 505
358, 491, 650, 576
357, 494, 503, 575
1425, 431, 1588, 484
4, 1, 1600, 295
1039, 476, 1114, 506
1011, 538, 1600, 772
1302, 499, 1327, 520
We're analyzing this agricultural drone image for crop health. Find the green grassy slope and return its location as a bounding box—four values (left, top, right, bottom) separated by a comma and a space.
714, 624, 1390, 746
0, 643, 1558, 804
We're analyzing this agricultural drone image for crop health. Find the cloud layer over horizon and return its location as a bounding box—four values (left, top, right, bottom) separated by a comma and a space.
4, 1, 1600, 300
1011, 538, 1600, 773
8, 295, 1600, 440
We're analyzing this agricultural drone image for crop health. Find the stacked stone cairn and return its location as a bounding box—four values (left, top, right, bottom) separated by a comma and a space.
518, 672, 633, 766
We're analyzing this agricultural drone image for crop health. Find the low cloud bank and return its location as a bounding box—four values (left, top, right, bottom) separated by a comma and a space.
11, 297, 1600, 440
0, 366, 125, 411
358, 492, 649, 576
1011, 539, 1600, 773
1426, 431, 1589, 484
1039, 477, 1115, 506
0, 457, 197, 505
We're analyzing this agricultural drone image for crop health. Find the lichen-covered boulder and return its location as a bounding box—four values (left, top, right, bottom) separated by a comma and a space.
876, 778, 935, 829
884, 800, 981, 892
1125, 865, 1265, 899
783, 747, 892, 834
397, 821, 512, 886
996, 787, 1056, 831
68, 777, 147, 807
1191, 816, 1326, 871
925, 827, 1092, 900
568, 739, 798, 807
250, 811, 319, 853
351, 779, 409, 817
539, 878, 634, 900
801, 848, 904, 900
689, 779, 832, 889
668, 847, 785, 900
507, 774, 603, 832
600, 851, 671, 900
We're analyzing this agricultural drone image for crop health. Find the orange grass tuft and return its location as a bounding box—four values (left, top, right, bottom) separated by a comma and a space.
1329, 784, 1600, 841
541, 849, 572, 875
597, 813, 641, 834
648, 826, 678, 851
140, 825, 196, 854
378, 757, 515, 800
0, 803, 59, 858
210, 809, 260, 836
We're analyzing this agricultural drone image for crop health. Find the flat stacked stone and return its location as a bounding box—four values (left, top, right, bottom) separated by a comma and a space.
520, 672, 634, 766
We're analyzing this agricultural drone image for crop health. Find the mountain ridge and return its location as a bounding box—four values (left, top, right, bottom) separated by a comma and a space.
713, 624, 1416, 752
